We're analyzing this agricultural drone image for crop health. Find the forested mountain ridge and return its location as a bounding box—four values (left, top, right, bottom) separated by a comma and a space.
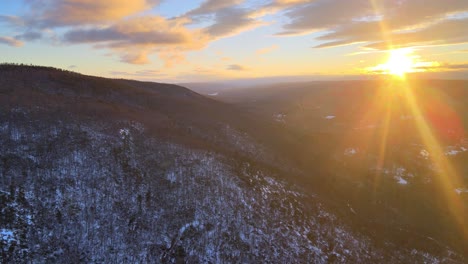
0, 65, 465, 263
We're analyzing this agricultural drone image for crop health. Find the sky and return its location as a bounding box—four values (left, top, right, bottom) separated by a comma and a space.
1, 0, 468, 83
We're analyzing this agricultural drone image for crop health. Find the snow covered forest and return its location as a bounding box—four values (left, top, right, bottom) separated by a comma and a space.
0, 65, 465, 263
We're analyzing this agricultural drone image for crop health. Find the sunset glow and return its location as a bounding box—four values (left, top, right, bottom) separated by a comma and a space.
0, 0, 466, 81
365, 48, 445, 78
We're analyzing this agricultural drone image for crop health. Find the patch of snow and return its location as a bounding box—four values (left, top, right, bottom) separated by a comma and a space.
455, 188, 468, 195
1, 229, 16, 244
444, 145, 468, 156
378, 166, 411, 185
179, 220, 200, 235
395, 167, 406, 177
347, 203, 357, 215
129, 121, 144, 133
344, 148, 358, 156
26, 214, 33, 225
208, 92, 219, 96
119, 128, 130, 139
325, 115, 336, 120
166, 171, 176, 183
395, 176, 408, 185
275, 113, 286, 123
420, 149, 429, 159
446, 150, 458, 156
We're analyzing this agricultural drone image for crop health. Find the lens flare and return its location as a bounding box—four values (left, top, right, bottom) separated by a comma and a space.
366, 49, 416, 78
384, 49, 414, 77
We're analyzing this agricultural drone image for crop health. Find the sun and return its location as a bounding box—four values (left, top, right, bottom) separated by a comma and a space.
382, 49, 415, 78
365, 48, 441, 78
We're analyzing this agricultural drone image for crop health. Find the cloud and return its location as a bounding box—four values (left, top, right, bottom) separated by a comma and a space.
186, 0, 244, 16
0, 36, 23, 47
364, 19, 468, 49
0, 15, 25, 26
119, 51, 151, 65
256, 44, 279, 55
415, 62, 468, 71
16, 31, 42, 41
250, 0, 310, 18
185, 0, 269, 39
277, 0, 468, 50
11, 0, 265, 65
312, 16, 468, 50
204, 7, 265, 38
227, 64, 248, 71
278, 0, 372, 35
24, 0, 160, 27
64, 17, 192, 45
4, 0, 278, 65
281, 0, 468, 34
443, 63, 468, 70
8, 0, 466, 68
63, 16, 209, 65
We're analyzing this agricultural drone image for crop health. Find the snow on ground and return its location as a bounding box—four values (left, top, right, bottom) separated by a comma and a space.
344, 148, 358, 156
325, 115, 335, 120
347, 203, 357, 215
445, 145, 467, 156
394, 167, 413, 185
208, 92, 219, 96
275, 113, 286, 123
1, 229, 16, 244
419, 145, 466, 158
377, 166, 412, 185
455, 188, 468, 195
395, 177, 408, 185
119, 128, 130, 139
420, 149, 430, 159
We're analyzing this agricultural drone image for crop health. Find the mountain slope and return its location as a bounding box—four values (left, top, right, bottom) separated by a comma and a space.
0, 65, 465, 263
212, 79, 468, 256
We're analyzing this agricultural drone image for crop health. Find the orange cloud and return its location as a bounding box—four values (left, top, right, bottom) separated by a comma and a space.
5, 0, 278, 65
29, 0, 159, 26
415, 62, 468, 71
64, 16, 209, 65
